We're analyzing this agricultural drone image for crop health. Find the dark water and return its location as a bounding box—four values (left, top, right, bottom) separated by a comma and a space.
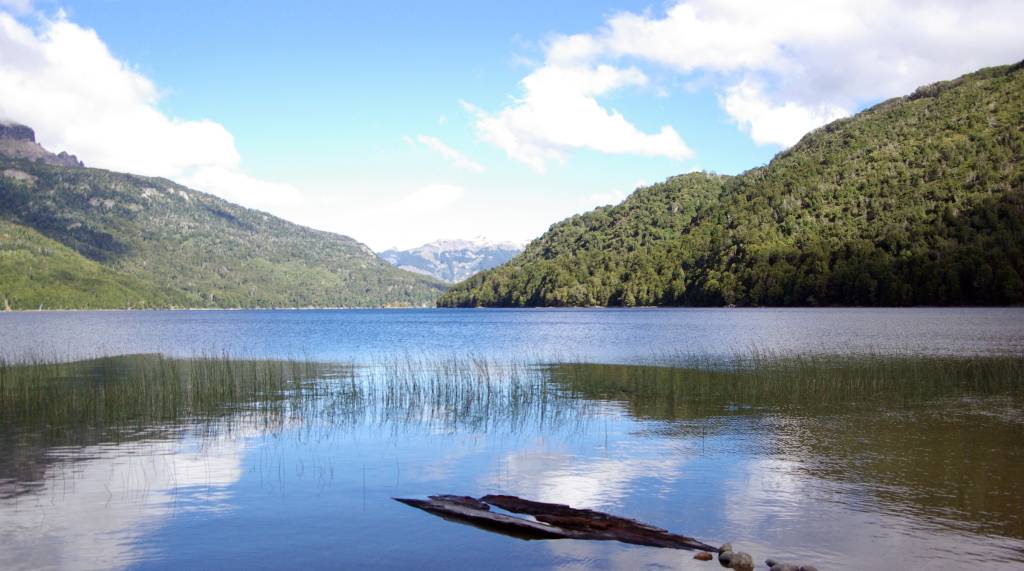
1, 307, 1024, 362
1, 309, 1023, 570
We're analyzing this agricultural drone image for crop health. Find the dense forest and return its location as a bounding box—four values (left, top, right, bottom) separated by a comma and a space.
439, 61, 1024, 307
0, 153, 445, 309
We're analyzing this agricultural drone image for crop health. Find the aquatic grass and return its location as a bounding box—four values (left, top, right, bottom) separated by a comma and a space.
4, 349, 1023, 551
350, 353, 596, 434
553, 351, 1024, 421
3, 349, 1022, 504
0, 353, 334, 441
4, 350, 1022, 443
0, 352, 599, 446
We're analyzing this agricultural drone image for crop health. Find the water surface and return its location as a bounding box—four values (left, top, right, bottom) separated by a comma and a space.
2, 307, 1024, 362
2, 354, 1022, 570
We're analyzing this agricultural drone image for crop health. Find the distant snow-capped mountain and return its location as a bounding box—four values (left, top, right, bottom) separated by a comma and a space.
380, 238, 523, 283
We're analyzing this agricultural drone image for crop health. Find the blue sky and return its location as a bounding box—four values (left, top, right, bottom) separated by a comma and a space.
2, 1, 1022, 249
51, 1, 768, 170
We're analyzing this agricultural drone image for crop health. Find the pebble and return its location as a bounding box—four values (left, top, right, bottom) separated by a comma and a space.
694, 551, 713, 561
727, 552, 754, 571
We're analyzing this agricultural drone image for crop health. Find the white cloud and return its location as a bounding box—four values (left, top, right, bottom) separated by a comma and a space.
580, 189, 628, 210
414, 134, 485, 173
527, 0, 1024, 149
722, 80, 848, 147
465, 63, 693, 172
0, 11, 295, 212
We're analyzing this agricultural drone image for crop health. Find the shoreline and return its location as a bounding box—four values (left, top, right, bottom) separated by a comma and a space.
2, 304, 1023, 313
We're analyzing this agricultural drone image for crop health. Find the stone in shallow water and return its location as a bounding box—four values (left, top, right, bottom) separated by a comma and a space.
694, 551, 713, 561
727, 552, 754, 571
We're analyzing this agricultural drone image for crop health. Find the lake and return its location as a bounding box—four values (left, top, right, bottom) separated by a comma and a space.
1, 308, 1023, 570
2, 307, 1024, 362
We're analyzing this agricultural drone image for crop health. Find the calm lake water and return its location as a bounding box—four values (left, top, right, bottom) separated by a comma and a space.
1, 308, 1023, 570
1, 307, 1024, 362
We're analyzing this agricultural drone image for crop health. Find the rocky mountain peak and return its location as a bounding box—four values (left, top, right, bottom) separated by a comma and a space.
380, 238, 523, 283
0, 122, 36, 142
0, 120, 84, 168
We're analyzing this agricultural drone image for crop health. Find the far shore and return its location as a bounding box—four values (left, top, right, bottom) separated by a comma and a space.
2, 305, 1022, 314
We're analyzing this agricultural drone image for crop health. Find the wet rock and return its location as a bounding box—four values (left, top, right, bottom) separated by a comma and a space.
717, 543, 732, 566
765, 560, 778, 567
768, 564, 800, 571
694, 551, 713, 561
799, 567, 819, 571
727, 551, 754, 571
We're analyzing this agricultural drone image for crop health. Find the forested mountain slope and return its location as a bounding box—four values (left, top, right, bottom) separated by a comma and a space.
439, 61, 1024, 307
0, 126, 445, 309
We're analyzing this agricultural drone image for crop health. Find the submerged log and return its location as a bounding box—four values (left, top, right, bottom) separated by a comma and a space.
394, 496, 580, 541
395, 494, 717, 552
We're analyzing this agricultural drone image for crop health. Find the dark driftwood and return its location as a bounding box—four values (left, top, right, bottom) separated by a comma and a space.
395, 494, 717, 551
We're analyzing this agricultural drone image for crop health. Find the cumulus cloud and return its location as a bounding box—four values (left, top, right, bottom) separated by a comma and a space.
721, 80, 847, 147
496, 0, 1024, 151
415, 134, 485, 173
0, 11, 294, 211
465, 63, 693, 172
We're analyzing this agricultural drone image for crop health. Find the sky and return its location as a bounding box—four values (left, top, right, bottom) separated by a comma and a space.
1, 0, 1022, 250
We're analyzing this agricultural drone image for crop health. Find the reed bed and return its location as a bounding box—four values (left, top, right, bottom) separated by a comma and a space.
0, 354, 332, 441
0, 353, 601, 445
554, 351, 1024, 421
349, 353, 596, 433
3, 351, 1022, 443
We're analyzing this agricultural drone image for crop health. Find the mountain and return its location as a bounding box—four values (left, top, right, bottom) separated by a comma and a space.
0, 124, 445, 309
380, 238, 523, 283
440, 61, 1024, 308
0, 122, 83, 168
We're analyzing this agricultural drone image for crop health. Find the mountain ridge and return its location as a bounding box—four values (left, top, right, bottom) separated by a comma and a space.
0, 129, 445, 309
439, 60, 1024, 308
381, 238, 523, 283
0, 121, 84, 168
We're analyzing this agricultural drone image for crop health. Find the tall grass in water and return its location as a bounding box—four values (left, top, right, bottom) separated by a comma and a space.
553, 352, 1024, 421
0, 354, 332, 442
352, 353, 595, 433
4, 351, 1022, 440
0, 353, 597, 442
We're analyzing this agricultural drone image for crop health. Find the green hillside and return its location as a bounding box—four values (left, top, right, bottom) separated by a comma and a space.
0, 219, 181, 309
0, 157, 445, 309
440, 61, 1024, 307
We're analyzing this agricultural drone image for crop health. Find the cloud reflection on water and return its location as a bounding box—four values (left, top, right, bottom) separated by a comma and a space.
0, 432, 247, 571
